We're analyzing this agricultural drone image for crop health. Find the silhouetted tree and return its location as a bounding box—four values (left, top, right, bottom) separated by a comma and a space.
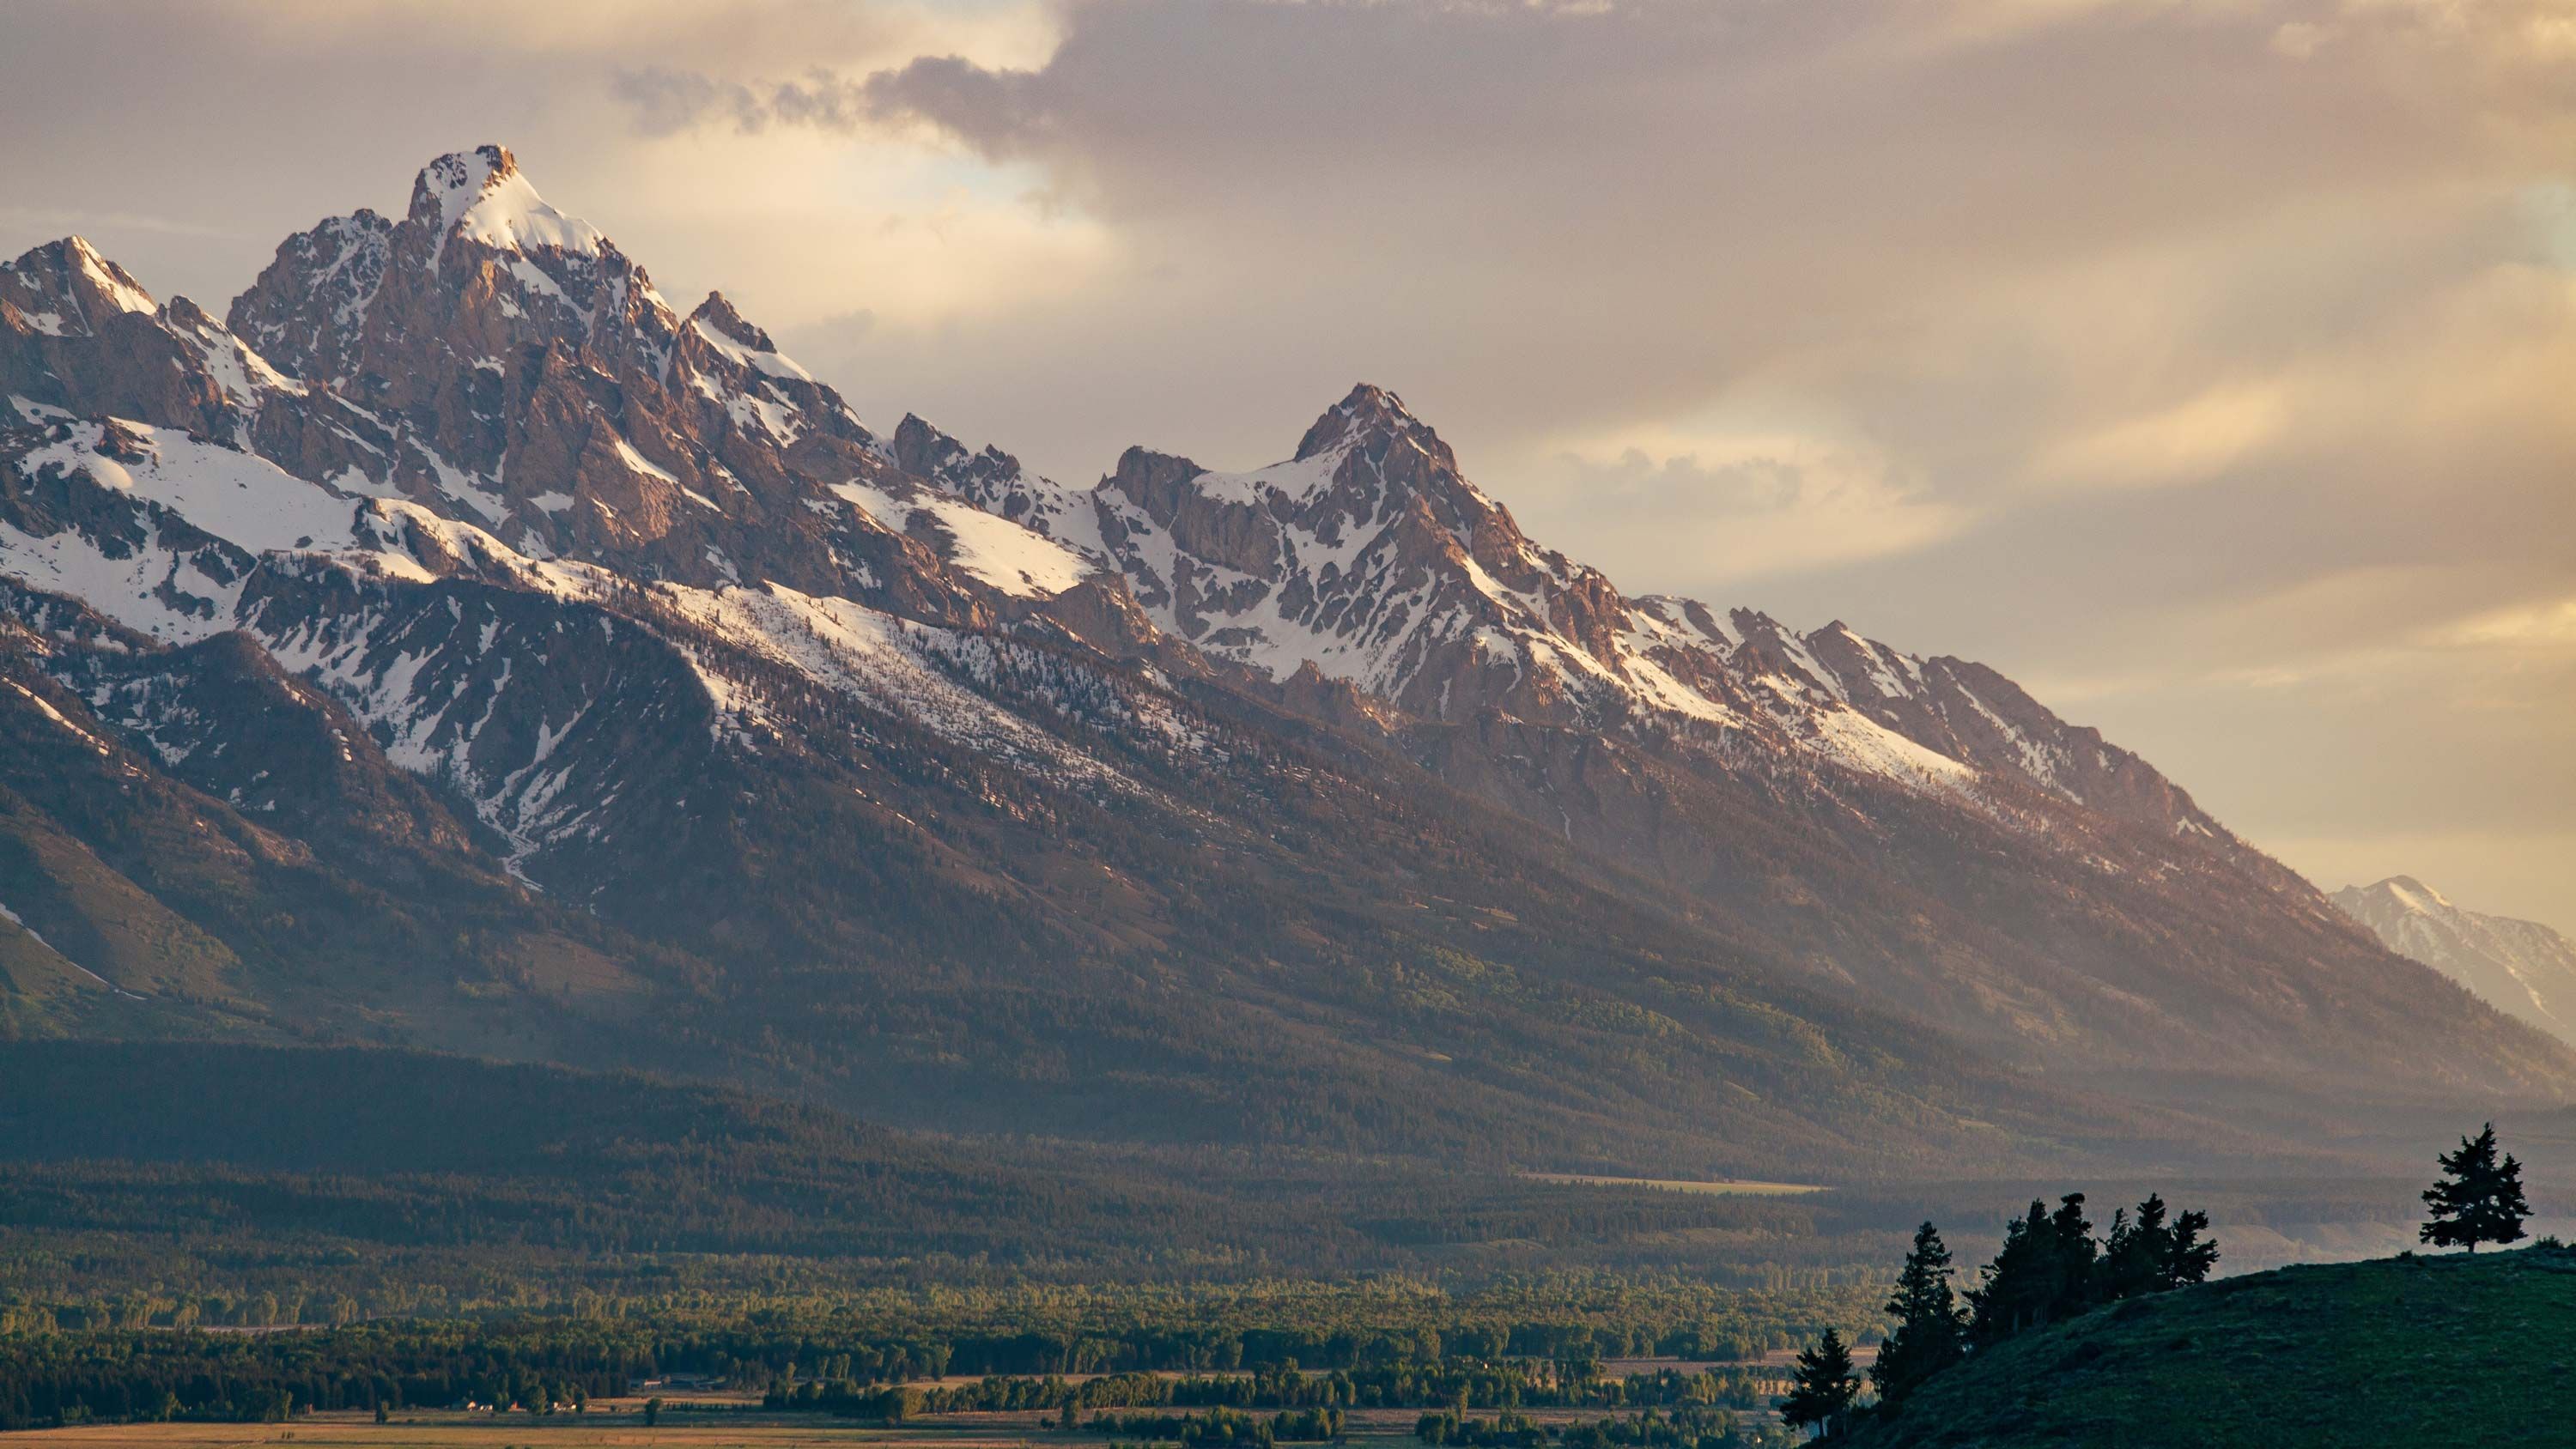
2045, 1194, 2098, 1319
1778, 1330, 1858, 1441
1971, 1189, 2224, 1351
2163, 1206, 2220, 1286
2099, 1196, 2169, 1300
2422, 1123, 2531, 1252
1968, 1199, 2057, 1343
1870, 1223, 1965, 1410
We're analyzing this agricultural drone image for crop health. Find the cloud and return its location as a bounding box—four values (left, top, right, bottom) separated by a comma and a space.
611, 64, 983, 140
614, 68, 776, 137
857, 56, 1051, 156
1514, 439, 1971, 584
2437, 597, 2576, 650
2032, 382, 2290, 490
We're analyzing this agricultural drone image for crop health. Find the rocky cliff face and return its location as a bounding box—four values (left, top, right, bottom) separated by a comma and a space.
217, 145, 1021, 627
1, 147, 2565, 1166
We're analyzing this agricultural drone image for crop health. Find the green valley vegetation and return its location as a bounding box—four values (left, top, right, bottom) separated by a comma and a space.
0, 1040, 2555, 1445
0, 1317, 1843, 1433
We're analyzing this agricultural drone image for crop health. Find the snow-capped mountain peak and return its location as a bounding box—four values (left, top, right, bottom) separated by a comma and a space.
685, 291, 815, 383
2379, 875, 2451, 912
0, 235, 159, 338
901, 384, 2270, 833
411, 144, 606, 264
1293, 381, 1434, 463
2334, 877, 2576, 1046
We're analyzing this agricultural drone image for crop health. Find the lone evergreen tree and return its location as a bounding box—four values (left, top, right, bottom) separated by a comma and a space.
1872, 1222, 1966, 1410
2421, 1123, 2531, 1252
1779, 1328, 1861, 1440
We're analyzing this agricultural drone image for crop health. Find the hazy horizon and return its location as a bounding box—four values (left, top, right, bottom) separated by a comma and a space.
6, 0, 2569, 935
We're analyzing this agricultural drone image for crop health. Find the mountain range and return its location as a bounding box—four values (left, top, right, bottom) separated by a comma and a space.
3, 146, 2565, 1179
2332, 877, 2576, 1050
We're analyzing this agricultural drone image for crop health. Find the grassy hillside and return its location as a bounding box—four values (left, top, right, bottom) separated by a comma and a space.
1846, 1246, 2576, 1448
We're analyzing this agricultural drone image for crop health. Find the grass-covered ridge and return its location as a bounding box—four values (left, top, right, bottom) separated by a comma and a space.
1845, 1246, 2576, 1448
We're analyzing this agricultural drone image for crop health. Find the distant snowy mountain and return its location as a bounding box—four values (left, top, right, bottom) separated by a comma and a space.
2333, 878, 2576, 1047
3, 146, 2567, 1167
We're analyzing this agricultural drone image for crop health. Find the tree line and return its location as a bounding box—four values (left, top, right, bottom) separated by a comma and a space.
1081, 1404, 1346, 1445
1780, 1123, 2541, 1441
1776, 1187, 2221, 1440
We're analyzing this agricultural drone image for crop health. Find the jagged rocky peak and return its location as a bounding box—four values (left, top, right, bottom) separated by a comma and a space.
689, 291, 777, 352
893, 412, 1022, 490
1103, 381, 1497, 541
1, 235, 159, 336
409, 143, 606, 260
677, 288, 828, 398
892, 412, 971, 475
1287, 382, 1517, 551
0, 238, 297, 441
1294, 381, 1442, 463
233, 141, 666, 390
224, 211, 392, 385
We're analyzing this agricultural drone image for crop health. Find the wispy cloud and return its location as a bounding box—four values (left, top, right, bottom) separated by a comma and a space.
2032, 382, 2289, 491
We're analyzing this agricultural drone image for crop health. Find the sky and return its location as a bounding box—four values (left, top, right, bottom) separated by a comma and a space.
5, 0, 2572, 935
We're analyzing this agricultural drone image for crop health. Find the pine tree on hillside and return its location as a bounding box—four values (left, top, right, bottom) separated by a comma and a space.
1871, 1222, 1966, 1410
2100, 1194, 2172, 1298
1966, 1199, 2050, 1343
2164, 1205, 2221, 1285
2045, 1193, 2099, 1319
2421, 1123, 2532, 1253
1966, 1189, 2227, 1356
1779, 1329, 1860, 1441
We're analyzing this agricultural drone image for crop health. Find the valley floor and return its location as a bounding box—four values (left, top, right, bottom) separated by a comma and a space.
0, 1403, 1788, 1449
